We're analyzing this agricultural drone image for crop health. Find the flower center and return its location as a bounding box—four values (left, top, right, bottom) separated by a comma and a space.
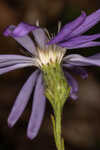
35, 44, 66, 68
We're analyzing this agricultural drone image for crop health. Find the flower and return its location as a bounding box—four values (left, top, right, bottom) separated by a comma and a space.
2, 9, 100, 140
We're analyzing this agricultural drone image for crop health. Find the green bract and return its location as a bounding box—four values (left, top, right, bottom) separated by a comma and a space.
42, 63, 70, 150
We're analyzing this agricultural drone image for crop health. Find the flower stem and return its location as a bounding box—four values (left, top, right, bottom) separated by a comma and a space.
54, 105, 62, 150
51, 106, 65, 150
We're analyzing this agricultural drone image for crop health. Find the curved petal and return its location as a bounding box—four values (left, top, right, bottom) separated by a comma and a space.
4, 22, 37, 37
59, 34, 100, 47
0, 63, 34, 75
63, 64, 88, 79
64, 70, 78, 100
0, 54, 32, 62
32, 28, 48, 48
88, 53, 100, 59
8, 70, 39, 127
0, 60, 32, 68
59, 41, 100, 49
64, 53, 100, 66
68, 9, 100, 39
48, 11, 86, 44
27, 73, 46, 140
14, 36, 37, 55
3, 23, 37, 55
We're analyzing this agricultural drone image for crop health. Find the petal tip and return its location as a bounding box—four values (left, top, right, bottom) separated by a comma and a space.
81, 10, 86, 17
3, 25, 15, 37
3, 30, 8, 37
7, 120, 13, 128
7, 115, 16, 128
27, 131, 37, 140
70, 93, 78, 100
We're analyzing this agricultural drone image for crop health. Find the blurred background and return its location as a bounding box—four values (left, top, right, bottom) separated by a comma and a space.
0, 0, 100, 150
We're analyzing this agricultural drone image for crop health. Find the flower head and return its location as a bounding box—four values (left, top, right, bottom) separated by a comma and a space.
2, 9, 100, 140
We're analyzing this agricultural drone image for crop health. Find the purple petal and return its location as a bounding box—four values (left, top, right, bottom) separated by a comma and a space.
59, 34, 100, 47
4, 22, 37, 37
48, 11, 86, 44
0, 63, 33, 75
68, 9, 100, 39
3, 25, 15, 36
70, 93, 78, 100
14, 36, 37, 55
8, 70, 39, 127
63, 64, 88, 79
32, 28, 48, 48
27, 73, 46, 140
3, 23, 37, 54
64, 54, 100, 66
59, 41, 100, 49
0, 60, 32, 68
0, 54, 32, 62
88, 53, 100, 59
64, 70, 78, 100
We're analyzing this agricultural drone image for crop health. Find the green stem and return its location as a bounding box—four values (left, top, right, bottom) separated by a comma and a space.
54, 105, 62, 150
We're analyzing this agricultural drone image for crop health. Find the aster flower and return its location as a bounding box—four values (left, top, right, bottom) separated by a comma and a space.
2, 9, 100, 150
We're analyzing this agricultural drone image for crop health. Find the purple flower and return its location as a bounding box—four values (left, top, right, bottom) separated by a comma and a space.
2, 10, 100, 140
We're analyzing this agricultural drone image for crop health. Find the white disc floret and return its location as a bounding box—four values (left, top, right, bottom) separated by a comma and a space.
35, 45, 66, 68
